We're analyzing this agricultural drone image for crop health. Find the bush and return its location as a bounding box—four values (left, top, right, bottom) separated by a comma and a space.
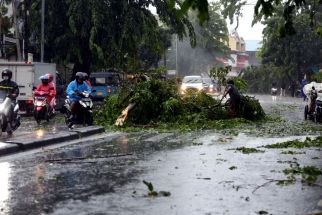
94, 78, 266, 129
239, 95, 266, 120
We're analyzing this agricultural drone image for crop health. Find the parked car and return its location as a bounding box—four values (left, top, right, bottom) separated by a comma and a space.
90, 71, 124, 100
180, 75, 203, 94
202, 77, 219, 95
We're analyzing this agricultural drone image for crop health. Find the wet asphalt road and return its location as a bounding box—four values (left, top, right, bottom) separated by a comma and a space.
0, 95, 322, 215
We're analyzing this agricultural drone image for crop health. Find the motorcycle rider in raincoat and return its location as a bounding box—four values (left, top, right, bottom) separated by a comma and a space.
34, 74, 56, 114
0, 68, 20, 133
66, 72, 91, 127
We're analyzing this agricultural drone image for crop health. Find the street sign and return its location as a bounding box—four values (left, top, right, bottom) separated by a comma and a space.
3, 36, 17, 44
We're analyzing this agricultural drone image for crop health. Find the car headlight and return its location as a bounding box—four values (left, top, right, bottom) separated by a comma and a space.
197, 84, 203, 90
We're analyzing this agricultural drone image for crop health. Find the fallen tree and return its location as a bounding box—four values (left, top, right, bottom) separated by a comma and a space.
94, 78, 265, 129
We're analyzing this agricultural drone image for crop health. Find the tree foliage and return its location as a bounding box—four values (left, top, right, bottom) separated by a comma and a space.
27, 0, 196, 73
220, 0, 322, 36
260, 6, 322, 81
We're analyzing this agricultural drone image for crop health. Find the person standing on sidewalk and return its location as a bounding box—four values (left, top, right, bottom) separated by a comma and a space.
280, 80, 286, 96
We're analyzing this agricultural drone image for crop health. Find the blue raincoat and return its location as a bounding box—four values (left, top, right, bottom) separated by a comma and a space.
67, 80, 91, 102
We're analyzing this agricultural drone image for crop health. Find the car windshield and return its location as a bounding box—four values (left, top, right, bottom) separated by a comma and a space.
183, 77, 202, 83
202, 78, 213, 84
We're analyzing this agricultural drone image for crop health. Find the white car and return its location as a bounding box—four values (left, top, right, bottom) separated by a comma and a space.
180, 75, 203, 94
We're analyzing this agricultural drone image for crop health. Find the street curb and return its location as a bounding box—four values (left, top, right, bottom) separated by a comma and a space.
0, 126, 105, 156
0, 143, 20, 156
71, 126, 106, 138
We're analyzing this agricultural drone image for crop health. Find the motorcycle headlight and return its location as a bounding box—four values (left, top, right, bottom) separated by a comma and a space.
79, 100, 86, 107
181, 84, 186, 90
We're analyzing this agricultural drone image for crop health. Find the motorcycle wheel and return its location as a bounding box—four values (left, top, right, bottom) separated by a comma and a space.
0, 117, 3, 137
304, 105, 308, 120
34, 109, 42, 125
85, 112, 93, 126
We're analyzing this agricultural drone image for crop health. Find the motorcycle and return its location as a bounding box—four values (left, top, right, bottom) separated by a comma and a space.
33, 91, 54, 125
305, 92, 322, 123
0, 90, 20, 136
271, 87, 278, 101
63, 91, 93, 128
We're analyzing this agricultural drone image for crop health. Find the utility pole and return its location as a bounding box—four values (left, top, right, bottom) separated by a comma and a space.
23, 0, 30, 61
175, 34, 178, 76
13, 0, 22, 61
41, 0, 44, 62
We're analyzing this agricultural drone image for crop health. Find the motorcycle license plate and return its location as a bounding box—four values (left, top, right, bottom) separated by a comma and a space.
36, 101, 45, 106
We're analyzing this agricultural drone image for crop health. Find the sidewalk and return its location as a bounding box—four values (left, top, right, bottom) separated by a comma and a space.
0, 126, 105, 156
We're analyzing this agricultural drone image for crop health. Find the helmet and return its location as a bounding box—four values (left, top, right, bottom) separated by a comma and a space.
2, 68, 12, 81
82, 72, 89, 80
40, 74, 49, 85
47, 73, 54, 82
227, 79, 234, 85
75, 72, 85, 82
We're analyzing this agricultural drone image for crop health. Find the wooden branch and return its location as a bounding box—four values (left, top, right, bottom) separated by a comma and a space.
115, 103, 137, 126
252, 178, 322, 194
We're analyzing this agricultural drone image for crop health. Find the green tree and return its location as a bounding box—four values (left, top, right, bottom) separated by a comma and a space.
27, 0, 196, 74
260, 6, 322, 82
219, 0, 322, 36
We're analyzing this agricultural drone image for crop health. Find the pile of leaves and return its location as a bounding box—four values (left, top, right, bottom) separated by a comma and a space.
264, 136, 322, 149
95, 78, 266, 129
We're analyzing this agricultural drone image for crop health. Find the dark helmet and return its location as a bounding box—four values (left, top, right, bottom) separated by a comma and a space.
2, 68, 12, 80
75, 72, 85, 82
227, 79, 234, 85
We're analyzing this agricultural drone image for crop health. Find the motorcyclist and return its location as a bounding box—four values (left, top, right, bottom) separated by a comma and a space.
223, 79, 241, 117
34, 74, 56, 114
47, 73, 57, 112
66, 72, 92, 127
0, 68, 20, 132
308, 86, 318, 112
82, 72, 92, 89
